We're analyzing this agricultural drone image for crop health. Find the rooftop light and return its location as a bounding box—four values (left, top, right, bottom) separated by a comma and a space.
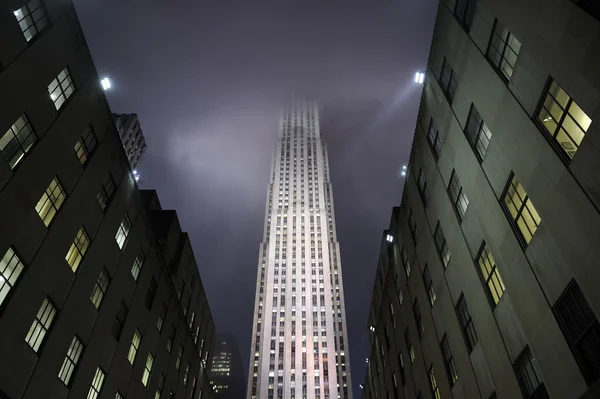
100, 77, 111, 91
414, 71, 425, 84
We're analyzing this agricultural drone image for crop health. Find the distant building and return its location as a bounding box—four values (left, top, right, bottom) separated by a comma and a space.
361, 1, 600, 399
211, 333, 245, 398
113, 113, 148, 169
0, 1, 215, 398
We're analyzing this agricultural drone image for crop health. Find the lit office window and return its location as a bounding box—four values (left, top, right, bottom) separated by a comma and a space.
97, 174, 116, 212
514, 347, 549, 399
434, 222, 451, 268
426, 119, 443, 160
48, 68, 75, 110
456, 295, 478, 352
131, 249, 145, 281
74, 127, 98, 165
127, 329, 141, 364
0, 247, 25, 309
428, 366, 441, 399
447, 170, 469, 221
537, 79, 592, 160
502, 173, 541, 245
487, 19, 522, 81
58, 336, 84, 386
13, 0, 48, 42
87, 367, 105, 399
142, 353, 154, 386
90, 268, 111, 309
0, 114, 36, 169
464, 105, 492, 162
440, 335, 458, 385
35, 177, 66, 227
115, 214, 131, 249
476, 243, 505, 306
417, 169, 430, 207
183, 363, 190, 386
422, 265, 436, 306
65, 227, 90, 272
25, 297, 57, 352
439, 57, 458, 104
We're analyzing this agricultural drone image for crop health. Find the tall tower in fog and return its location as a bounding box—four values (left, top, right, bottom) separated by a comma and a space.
247, 100, 352, 399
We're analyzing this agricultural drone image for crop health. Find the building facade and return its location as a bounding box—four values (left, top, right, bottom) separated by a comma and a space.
0, 1, 214, 398
362, 1, 600, 399
247, 100, 353, 399
211, 333, 245, 398
113, 113, 147, 170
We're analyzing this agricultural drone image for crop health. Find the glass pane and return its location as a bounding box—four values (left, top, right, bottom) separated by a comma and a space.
569, 101, 592, 131
549, 81, 570, 108
538, 108, 558, 135
562, 116, 586, 146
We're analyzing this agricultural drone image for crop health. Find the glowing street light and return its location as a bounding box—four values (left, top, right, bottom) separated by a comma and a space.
401, 164, 407, 177
100, 77, 111, 91
132, 169, 140, 182
386, 234, 394, 243
414, 71, 425, 84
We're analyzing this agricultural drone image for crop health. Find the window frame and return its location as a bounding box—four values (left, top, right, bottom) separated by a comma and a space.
25, 296, 58, 353
13, 0, 50, 42
58, 335, 84, 386
115, 214, 132, 249
0, 247, 26, 310
456, 294, 478, 352
440, 334, 459, 385
413, 299, 424, 337
464, 104, 492, 162
434, 222, 451, 268
65, 227, 90, 272
131, 248, 145, 281
447, 169, 469, 222
90, 268, 111, 309
97, 174, 116, 212
500, 172, 541, 248
475, 242, 505, 307
422, 264, 436, 307
428, 366, 442, 399
486, 18, 522, 82
417, 169, 430, 207
127, 329, 142, 365
0, 113, 37, 169
439, 57, 458, 105
87, 367, 105, 399
426, 118, 443, 160
453, 0, 476, 32
35, 176, 66, 227
48, 67, 75, 111
74, 126, 98, 166
408, 209, 419, 245
513, 347, 549, 399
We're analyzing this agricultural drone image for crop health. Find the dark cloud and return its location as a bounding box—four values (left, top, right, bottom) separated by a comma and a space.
74, 0, 437, 394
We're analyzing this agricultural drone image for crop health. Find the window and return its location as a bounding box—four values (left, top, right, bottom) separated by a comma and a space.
514, 347, 549, 399
88, 367, 105, 399
127, 329, 141, 364
440, 335, 459, 385
426, 119, 443, 160
112, 301, 128, 340
554, 281, 600, 385
142, 353, 154, 386
157, 302, 167, 331
408, 210, 419, 244
167, 325, 176, 353
389, 301, 396, 328
65, 227, 90, 272
115, 214, 131, 249
25, 297, 57, 352
428, 366, 441, 399
405, 328, 415, 363
456, 295, 478, 352
401, 246, 410, 277
176, 345, 183, 370
131, 249, 145, 281
0, 114, 36, 169
487, 19, 521, 81
97, 174, 116, 212
90, 268, 111, 309
13, 0, 48, 42
417, 169, 430, 207
434, 222, 451, 268
74, 127, 98, 165
537, 78, 592, 160
59, 336, 84, 386
155, 374, 165, 399
48, 68, 75, 110
184, 363, 190, 385
0, 247, 25, 309
35, 177, 66, 227
453, 0, 476, 32
115, 392, 124, 399
439, 58, 458, 104
145, 278, 158, 310
413, 300, 424, 337
476, 243, 505, 306
422, 265, 436, 306
502, 173, 541, 246
464, 105, 492, 162
447, 170, 469, 221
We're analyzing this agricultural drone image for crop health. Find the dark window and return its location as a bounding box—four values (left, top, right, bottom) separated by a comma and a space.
439, 57, 458, 104
554, 281, 600, 385
464, 105, 492, 162
413, 300, 424, 337
426, 118, 443, 159
422, 265, 436, 306
112, 301, 128, 340
456, 295, 478, 352
417, 169, 430, 207
401, 246, 411, 277
447, 170, 469, 221
514, 347, 550, 399
405, 328, 415, 362
398, 352, 405, 385
408, 210, 419, 245
476, 242, 505, 306
453, 0, 477, 32
441, 334, 459, 385
501, 173, 541, 246
486, 19, 522, 81
145, 278, 158, 310
434, 222, 451, 268
74, 127, 98, 166
97, 174, 116, 212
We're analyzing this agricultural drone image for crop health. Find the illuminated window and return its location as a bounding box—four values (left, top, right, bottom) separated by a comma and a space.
112, 301, 128, 340
434, 222, 451, 268
428, 366, 441, 399
476, 242, 505, 306
0, 247, 25, 309
25, 297, 57, 352
142, 353, 153, 386
440, 335, 458, 385
90, 268, 111, 309
13, 0, 48, 42
456, 295, 478, 352
453, 0, 476, 32
487, 19, 521, 81
65, 227, 90, 272
96, 174, 116, 212
408, 210, 419, 244
514, 347, 549, 399
426, 118, 443, 160
176, 346, 183, 370
422, 265, 436, 306
155, 374, 165, 399
439, 57, 458, 104
74, 127, 98, 165
417, 169, 430, 207
127, 329, 141, 364
58, 336, 84, 386
405, 328, 415, 363
537, 78, 592, 160
35, 177, 66, 227
464, 105, 492, 162
447, 170, 469, 221
87, 367, 105, 399
184, 363, 190, 386
115, 392, 124, 399
48, 68, 75, 110
115, 214, 131, 249
502, 173, 541, 246
0, 114, 36, 169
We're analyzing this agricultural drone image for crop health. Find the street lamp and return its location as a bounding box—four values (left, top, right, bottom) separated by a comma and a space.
100, 77, 111, 91
401, 164, 407, 177
414, 71, 425, 84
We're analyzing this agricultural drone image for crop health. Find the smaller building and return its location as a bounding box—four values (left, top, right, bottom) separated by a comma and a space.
113, 113, 148, 169
210, 333, 245, 399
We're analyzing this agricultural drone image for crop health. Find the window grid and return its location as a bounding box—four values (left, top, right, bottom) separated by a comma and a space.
35, 177, 66, 227
486, 19, 522, 81
426, 119, 443, 160
502, 173, 541, 246
0, 247, 25, 309
456, 295, 478, 352
413, 300, 424, 337
127, 329, 141, 364
514, 347, 549, 399
439, 57, 458, 104
90, 268, 111, 309
87, 367, 105, 399
434, 222, 451, 268
112, 301, 128, 340
428, 366, 441, 399
74, 127, 98, 165
401, 246, 411, 277
422, 265, 436, 306
417, 169, 430, 207
155, 374, 165, 399
142, 353, 154, 386
13, 0, 49, 42
441, 335, 459, 385
48, 68, 75, 110
131, 249, 145, 281
464, 105, 492, 162
447, 170, 469, 221
145, 278, 158, 310
453, 0, 476, 32
115, 214, 131, 249
59, 336, 84, 386
0, 114, 36, 169
176, 346, 183, 370
65, 228, 90, 272
97, 174, 116, 212
25, 297, 57, 352
476, 243, 505, 306
408, 210, 419, 245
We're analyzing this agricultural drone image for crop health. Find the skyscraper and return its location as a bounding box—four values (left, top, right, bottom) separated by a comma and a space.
113, 113, 148, 169
247, 100, 353, 399
211, 333, 245, 398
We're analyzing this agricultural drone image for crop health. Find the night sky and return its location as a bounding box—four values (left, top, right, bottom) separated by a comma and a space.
73, 0, 437, 395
